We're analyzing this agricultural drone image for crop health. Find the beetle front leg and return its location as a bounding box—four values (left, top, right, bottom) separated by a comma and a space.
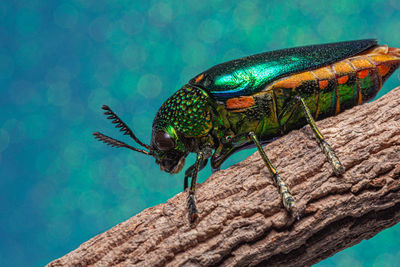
184, 158, 208, 190
185, 146, 212, 222
186, 152, 204, 222
248, 132, 297, 215
296, 96, 345, 175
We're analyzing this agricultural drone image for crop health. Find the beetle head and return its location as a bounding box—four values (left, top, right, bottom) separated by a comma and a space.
93, 85, 211, 175
149, 84, 213, 174
148, 84, 212, 174
150, 123, 188, 174
93, 105, 188, 175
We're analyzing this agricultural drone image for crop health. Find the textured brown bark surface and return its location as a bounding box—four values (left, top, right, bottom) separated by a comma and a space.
48, 87, 400, 267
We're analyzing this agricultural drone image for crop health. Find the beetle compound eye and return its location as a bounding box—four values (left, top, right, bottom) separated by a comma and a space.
155, 131, 175, 151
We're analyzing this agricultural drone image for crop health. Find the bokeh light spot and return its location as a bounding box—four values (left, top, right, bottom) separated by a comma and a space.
148, 2, 173, 26
335, 253, 362, 267
94, 62, 119, 86
24, 114, 49, 140
35, 149, 54, 173
233, 1, 259, 30
87, 159, 107, 184
0, 129, 10, 152
61, 101, 86, 125
9, 81, 37, 106
119, 72, 138, 98
181, 42, 209, 67
16, 8, 41, 36
118, 164, 143, 190
88, 16, 111, 42
222, 48, 245, 61
137, 74, 162, 98
53, 3, 79, 29
390, 0, 400, 10
330, 0, 359, 15
63, 142, 88, 169
88, 88, 116, 112
15, 41, 43, 69
121, 45, 148, 70
46, 218, 73, 243
106, 22, 128, 45
2, 119, 26, 144
198, 19, 223, 44
0, 53, 14, 80
46, 67, 71, 84
120, 9, 145, 35
78, 190, 103, 215
47, 81, 71, 106
0, 2, 8, 18
372, 253, 398, 267
59, 188, 79, 212
317, 16, 343, 41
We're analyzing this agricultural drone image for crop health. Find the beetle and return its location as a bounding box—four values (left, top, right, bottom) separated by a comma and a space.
94, 39, 400, 221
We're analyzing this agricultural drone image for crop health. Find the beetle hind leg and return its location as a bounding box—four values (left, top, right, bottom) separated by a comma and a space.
296, 96, 345, 175
248, 132, 297, 216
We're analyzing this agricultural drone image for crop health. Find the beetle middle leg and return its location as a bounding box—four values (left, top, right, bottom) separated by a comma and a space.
296, 96, 345, 175
248, 132, 297, 214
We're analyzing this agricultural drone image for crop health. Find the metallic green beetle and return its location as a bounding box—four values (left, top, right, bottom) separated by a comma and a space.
94, 39, 400, 221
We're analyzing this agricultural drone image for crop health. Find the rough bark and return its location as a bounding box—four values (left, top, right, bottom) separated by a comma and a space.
48, 87, 400, 267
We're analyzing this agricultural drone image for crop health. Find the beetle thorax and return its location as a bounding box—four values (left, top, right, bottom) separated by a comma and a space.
152, 85, 212, 138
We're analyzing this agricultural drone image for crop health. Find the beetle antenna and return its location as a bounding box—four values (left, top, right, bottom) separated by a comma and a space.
93, 132, 150, 155
101, 105, 151, 150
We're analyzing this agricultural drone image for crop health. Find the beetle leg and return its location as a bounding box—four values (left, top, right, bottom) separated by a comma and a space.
187, 152, 204, 222
248, 132, 297, 215
296, 96, 345, 175
186, 146, 212, 222
184, 159, 208, 190
184, 169, 190, 190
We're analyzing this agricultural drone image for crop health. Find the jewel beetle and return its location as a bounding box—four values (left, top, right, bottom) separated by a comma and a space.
94, 39, 400, 221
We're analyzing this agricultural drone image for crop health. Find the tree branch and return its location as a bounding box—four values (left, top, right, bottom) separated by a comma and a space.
48, 87, 400, 267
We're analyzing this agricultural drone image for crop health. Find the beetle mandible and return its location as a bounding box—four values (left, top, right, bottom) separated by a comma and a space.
94, 39, 400, 221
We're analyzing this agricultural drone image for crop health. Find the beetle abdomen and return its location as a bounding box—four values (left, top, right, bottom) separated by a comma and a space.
265, 45, 400, 125
222, 45, 400, 139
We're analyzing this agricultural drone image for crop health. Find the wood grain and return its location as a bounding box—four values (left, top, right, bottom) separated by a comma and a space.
48, 87, 400, 267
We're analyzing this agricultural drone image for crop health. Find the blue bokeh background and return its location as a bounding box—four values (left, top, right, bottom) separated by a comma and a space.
1, 1, 400, 266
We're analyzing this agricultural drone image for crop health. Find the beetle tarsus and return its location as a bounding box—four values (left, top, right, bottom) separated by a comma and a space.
297, 97, 345, 176
187, 192, 198, 222
274, 174, 296, 211
319, 140, 345, 175
295, 210, 300, 221
248, 132, 297, 214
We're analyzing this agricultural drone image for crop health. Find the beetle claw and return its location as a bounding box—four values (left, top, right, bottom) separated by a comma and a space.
187, 193, 198, 222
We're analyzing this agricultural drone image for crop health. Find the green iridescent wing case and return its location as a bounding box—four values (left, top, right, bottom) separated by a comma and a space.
189, 39, 377, 100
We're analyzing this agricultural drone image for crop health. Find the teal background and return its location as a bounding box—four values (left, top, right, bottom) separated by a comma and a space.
1, 1, 400, 266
